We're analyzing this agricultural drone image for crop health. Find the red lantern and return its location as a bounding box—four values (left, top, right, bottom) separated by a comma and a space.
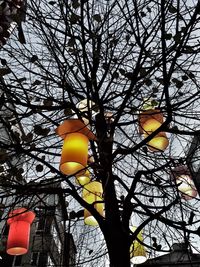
7, 208, 35, 255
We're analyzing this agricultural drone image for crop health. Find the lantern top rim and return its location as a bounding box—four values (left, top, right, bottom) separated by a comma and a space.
171, 166, 191, 179
76, 99, 98, 114
130, 255, 147, 264
56, 119, 96, 140
7, 208, 35, 225
138, 109, 164, 134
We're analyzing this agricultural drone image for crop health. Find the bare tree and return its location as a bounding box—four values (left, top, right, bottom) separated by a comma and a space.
1, 0, 200, 266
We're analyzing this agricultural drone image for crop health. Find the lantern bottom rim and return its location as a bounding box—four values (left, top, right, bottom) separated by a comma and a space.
60, 162, 85, 176
147, 136, 169, 152
84, 216, 98, 226
7, 247, 27, 255
130, 255, 147, 264
75, 176, 91, 186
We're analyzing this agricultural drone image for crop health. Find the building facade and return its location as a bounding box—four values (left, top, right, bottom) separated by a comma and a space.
136, 243, 200, 267
0, 189, 76, 267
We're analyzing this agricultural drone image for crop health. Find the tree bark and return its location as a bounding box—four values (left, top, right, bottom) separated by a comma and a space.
96, 114, 131, 267
103, 219, 131, 267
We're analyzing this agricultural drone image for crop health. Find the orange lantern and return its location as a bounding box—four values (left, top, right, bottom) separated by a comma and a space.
82, 181, 104, 226
7, 208, 35, 255
56, 119, 96, 176
139, 109, 169, 152
172, 166, 197, 200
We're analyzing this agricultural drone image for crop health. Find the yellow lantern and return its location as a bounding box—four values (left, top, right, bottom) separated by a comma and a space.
56, 119, 96, 176
82, 181, 104, 226
130, 226, 147, 264
144, 133, 169, 152
139, 109, 169, 152
75, 169, 91, 186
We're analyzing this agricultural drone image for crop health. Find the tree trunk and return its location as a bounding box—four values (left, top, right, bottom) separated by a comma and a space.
96, 114, 131, 267
104, 225, 131, 267
102, 176, 131, 267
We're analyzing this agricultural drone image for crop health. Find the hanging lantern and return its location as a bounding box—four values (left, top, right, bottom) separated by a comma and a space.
172, 166, 197, 200
56, 119, 96, 176
75, 168, 91, 186
7, 208, 35, 255
76, 99, 98, 116
82, 181, 104, 226
143, 132, 169, 152
76, 99, 99, 127
139, 109, 169, 152
130, 226, 147, 264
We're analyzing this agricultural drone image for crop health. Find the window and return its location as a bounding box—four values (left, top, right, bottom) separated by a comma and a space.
31, 252, 48, 266
12, 255, 22, 266
31, 252, 39, 266
36, 217, 46, 234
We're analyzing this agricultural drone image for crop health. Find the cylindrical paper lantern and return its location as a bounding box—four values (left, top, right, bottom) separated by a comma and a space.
142, 118, 162, 133
139, 109, 163, 134
176, 174, 197, 200
60, 133, 88, 175
7, 208, 35, 255
171, 166, 197, 200
83, 181, 104, 226
144, 133, 169, 152
130, 226, 147, 264
76, 169, 91, 186
139, 109, 169, 152
77, 99, 97, 116
74, 99, 99, 128
56, 119, 96, 176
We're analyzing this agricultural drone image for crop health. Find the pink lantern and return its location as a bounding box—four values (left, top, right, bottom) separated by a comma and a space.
172, 166, 197, 200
